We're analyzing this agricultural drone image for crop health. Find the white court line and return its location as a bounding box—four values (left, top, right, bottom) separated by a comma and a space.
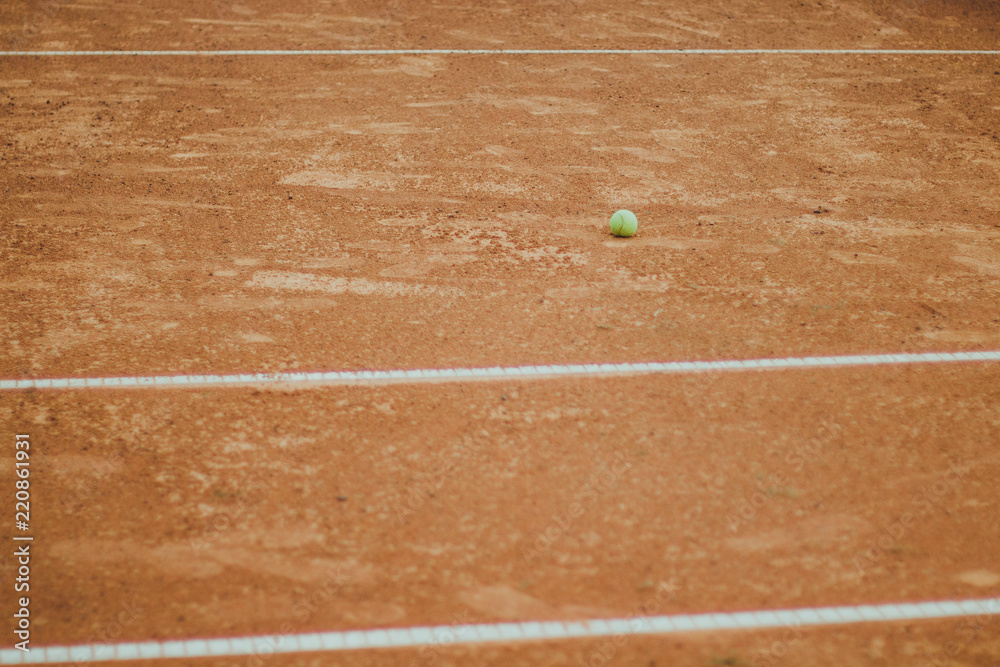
2, 597, 997, 664
2, 49, 1000, 56
1, 350, 998, 391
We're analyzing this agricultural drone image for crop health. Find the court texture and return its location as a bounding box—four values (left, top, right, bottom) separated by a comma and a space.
1, 0, 1000, 665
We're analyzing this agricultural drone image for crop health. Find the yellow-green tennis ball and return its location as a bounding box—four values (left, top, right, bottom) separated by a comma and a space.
609, 209, 638, 237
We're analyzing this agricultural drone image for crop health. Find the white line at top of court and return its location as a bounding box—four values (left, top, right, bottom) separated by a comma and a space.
2, 49, 1000, 56
1, 597, 998, 664
1, 350, 999, 392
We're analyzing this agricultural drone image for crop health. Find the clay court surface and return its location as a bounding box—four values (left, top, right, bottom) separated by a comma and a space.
3, 0, 1000, 665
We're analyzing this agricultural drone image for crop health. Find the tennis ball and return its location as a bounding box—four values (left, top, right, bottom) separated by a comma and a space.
609, 209, 638, 237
